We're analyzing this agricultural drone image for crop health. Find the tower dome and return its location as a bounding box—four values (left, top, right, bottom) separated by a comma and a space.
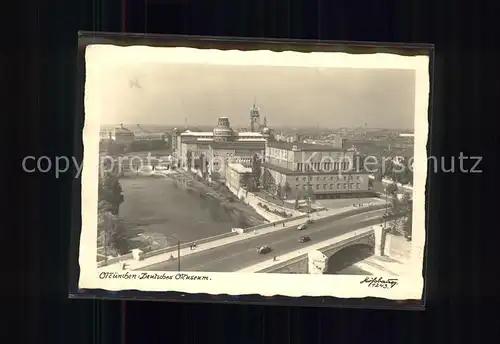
213, 117, 234, 142
249, 102, 261, 132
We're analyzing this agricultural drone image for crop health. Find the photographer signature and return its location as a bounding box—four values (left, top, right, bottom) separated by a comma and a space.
360, 277, 398, 289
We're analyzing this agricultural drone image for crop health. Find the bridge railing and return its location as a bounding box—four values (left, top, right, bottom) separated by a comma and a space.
98, 204, 388, 267
256, 253, 309, 273
318, 227, 375, 255
254, 228, 377, 273
97, 231, 238, 267
241, 203, 388, 234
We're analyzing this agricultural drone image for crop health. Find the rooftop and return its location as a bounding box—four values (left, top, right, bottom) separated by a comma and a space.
180, 131, 264, 137
209, 141, 266, 150
180, 131, 214, 136
267, 142, 346, 152
197, 137, 266, 142
227, 163, 253, 174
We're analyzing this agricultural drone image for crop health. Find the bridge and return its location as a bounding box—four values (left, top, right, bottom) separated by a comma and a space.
98, 203, 395, 272
131, 206, 396, 272
239, 225, 385, 274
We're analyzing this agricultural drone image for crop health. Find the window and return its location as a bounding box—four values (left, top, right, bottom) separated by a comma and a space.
316, 184, 320, 189
356, 183, 360, 189
323, 184, 327, 189
296, 177, 299, 181
337, 183, 341, 189
316, 177, 320, 181
302, 177, 307, 181
330, 184, 334, 189
296, 184, 300, 189
343, 183, 347, 188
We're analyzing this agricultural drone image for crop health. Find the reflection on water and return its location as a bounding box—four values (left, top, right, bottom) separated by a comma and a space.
325, 245, 374, 275
119, 177, 239, 243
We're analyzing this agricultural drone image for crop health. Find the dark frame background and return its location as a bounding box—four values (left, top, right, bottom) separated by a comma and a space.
70, 31, 434, 311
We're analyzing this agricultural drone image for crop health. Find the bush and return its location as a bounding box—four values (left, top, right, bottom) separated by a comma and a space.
98, 211, 129, 256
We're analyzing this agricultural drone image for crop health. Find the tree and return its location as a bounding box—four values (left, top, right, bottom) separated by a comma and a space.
385, 182, 398, 196
98, 172, 124, 215
276, 185, 282, 199
306, 184, 314, 212
186, 151, 193, 169
283, 182, 292, 199
251, 154, 262, 190
294, 190, 302, 209
403, 210, 413, 240
262, 168, 275, 192
387, 194, 412, 240
98, 210, 129, 256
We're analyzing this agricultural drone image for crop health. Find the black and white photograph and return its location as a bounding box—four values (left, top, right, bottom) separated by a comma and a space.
79, 42, 429, 299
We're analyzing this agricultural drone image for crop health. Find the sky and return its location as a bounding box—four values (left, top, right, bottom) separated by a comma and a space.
95, 63, 416, 130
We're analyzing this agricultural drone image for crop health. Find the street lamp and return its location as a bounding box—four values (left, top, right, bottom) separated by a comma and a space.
165, 235, 181, 271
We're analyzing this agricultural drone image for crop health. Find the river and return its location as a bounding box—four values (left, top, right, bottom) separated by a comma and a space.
119, 175, 241, 244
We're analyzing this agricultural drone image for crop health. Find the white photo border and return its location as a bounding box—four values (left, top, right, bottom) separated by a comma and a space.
79, 43, 430, 301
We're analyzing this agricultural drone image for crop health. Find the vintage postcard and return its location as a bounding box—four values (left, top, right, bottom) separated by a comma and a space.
79, 42, 429, 300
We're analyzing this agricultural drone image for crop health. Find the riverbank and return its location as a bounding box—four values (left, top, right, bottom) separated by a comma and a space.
153, 169, 267, 227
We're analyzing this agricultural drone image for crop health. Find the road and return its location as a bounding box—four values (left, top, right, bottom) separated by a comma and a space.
145, 209, 393, 272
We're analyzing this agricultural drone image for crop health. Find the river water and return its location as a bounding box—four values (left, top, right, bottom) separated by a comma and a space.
119, 175, 238, 244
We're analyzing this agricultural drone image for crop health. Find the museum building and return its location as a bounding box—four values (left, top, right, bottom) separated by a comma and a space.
261, 142, 373, 199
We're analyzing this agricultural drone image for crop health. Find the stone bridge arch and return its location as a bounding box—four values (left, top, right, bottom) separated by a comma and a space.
322, 231, 376, 274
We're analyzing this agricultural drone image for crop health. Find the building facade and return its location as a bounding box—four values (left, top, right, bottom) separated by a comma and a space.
225, 163, 253, 192
111, 124, 135, 145
171, 104, 272, 180
261, 142, 371, 199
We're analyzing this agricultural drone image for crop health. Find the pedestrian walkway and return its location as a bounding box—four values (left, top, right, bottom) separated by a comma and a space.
99, 204, 371, 271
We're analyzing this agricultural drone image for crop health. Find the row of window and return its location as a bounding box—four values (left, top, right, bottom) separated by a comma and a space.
295, 183, 362, 191
295, 175, 362, 182
295, 162, 350, 172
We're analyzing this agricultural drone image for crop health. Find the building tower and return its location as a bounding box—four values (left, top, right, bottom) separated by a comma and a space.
250, 100, 260, 132
213, 117, 234, 142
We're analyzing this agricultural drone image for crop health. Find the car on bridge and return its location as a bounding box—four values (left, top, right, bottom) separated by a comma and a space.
298, 236, 311, 243
257, 245, 272, 254
297, 223, 308, 230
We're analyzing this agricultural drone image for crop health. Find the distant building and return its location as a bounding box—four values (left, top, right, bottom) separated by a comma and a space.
275, 133, 302, 143
261, 142, 370, 199
134, 132, 168, 142
112, 124, 135, 145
